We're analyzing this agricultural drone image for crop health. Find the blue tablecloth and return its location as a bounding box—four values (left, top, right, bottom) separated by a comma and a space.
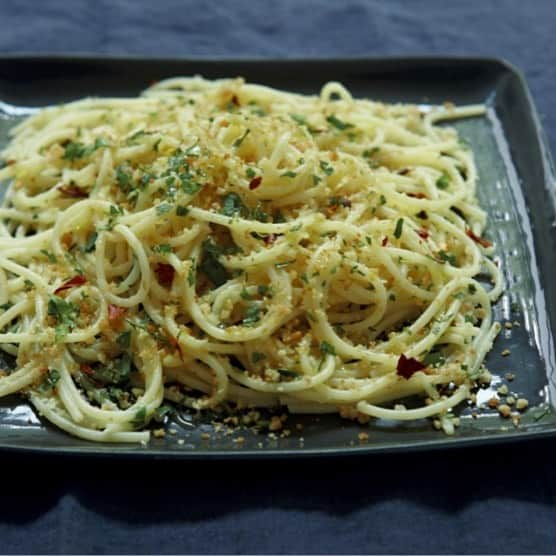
1, 1, 555, 553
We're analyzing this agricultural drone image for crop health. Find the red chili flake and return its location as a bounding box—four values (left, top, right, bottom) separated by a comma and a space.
231, 95, 240, 107
54, 275, 87, 294
249, 176, 262, 190
381, 237, 388, 247
466, 228, 492, 248
263, 234, 277, 245
398, 168, 410, 176
58, 184, 88, 198
80, 363, 94, 376
108, 304, 126, 321
168, 335, 184, 356
418, 229, 429, 240
407, 192, 427, 199
155, 263, 175, 287
396, 354, 426, 379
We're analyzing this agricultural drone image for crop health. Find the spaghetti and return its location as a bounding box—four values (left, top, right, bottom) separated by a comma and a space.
0, 77, 502, 443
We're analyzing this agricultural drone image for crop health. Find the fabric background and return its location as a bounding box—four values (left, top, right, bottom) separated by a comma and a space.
1, 1, 555, 553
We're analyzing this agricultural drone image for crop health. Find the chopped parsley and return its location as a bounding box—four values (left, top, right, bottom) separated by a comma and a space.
109, 204, 124, 216
116, 330, 131, 349
200, 240, 229, 287
221, 193, 248, 218
153, 404, 174, 423
394, 218, 404, 239
243, 303, 261, 327
281, 171, 297, 178
326, 114, 353, 130
48, 295, 79, 341
436, 174, 450, 190
176, 205, 189, 216
83, 231, 98, 253
278, 368, 301, 379
38, 369, 61, 392
319, 160, 334, 176
62, 137, 109, 161
154, 244, 172, 254
116, 165, 133, 192
130, 406, 147, 429
40, 249, 57, 263
156, 203, 173, 215
89, 353, 132, 386
233, 129, 250, 148
290, 113, 307, 126
437, 250, 457, 266
320, 341, 336, 356
423, 350, 446, 368
362, 147, 380, 158
179, 174, 203, 195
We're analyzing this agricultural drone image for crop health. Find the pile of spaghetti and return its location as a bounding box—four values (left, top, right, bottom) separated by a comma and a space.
0, 77, 502, 442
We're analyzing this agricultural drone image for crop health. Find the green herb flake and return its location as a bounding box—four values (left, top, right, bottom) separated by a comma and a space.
362, 147, 380, 158
62, 137, 109, 161
319, 160, 334, 176
176, 205, 189, 216
240, 288, 253, 301
48, 295, 79, 341
326, 114, 354, 131
320, 341, 336, 356
243, 303, 261, 327
394, 218, 404, 239
438, 250, 457, 266
534, 406, 551, 422
281, 170, 297, 178
290, 114, 307, 126
179, 174, 203, 196
423, 350, 446, 368
246, 167, 257, 179
436, 174, 450, 190
153, 404, 174, 423
154, 244, 172, 255
109, 204, 123, 216
200, 240, 229, 287
116, 330, 131, 349
156, 203, 173, 215
130, 406, 147, 429
221, 192, 247, 218
83, 231, 98, 253
233, 129, 250, 148
278, 368, 301, 379
116, 166, 133, 192
38, 369, 61, 392
252, 352, 266, 364
40, 249, 58, 263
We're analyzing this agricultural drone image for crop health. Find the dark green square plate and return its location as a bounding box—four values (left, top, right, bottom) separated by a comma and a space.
1, 56, 555, 458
